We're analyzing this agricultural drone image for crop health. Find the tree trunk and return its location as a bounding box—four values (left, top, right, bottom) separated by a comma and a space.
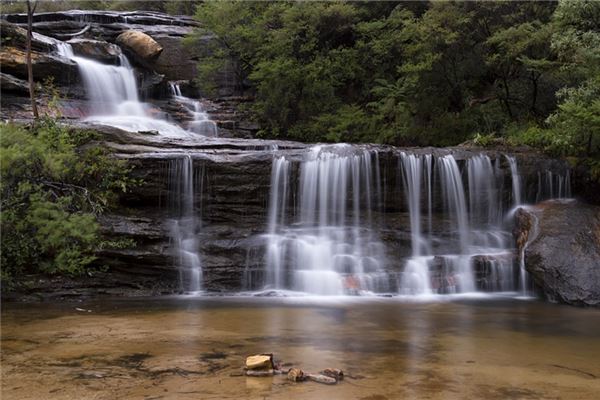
27, 0, 39, 119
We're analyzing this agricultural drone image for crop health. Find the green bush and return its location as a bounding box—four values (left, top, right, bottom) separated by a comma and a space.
0, 121, 136, 286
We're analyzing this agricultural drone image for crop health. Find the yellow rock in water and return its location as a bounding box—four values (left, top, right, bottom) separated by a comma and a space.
245, 354, 273, 370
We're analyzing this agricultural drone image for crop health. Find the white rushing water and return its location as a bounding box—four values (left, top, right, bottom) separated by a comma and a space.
253, 148, 572, 296
55, 42, 191, 137
169, 82, 218, 137
262, 146, 388, 295
168, 155, 203, 293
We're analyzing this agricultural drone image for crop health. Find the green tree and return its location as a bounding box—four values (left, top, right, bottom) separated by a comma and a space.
0, 121, 135, 286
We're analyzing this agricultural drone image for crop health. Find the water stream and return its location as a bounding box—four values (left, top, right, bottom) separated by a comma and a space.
252, 147, 572, 297
169, 82, 219, 137
55, 42, 195, 137
167, 155, 203, 293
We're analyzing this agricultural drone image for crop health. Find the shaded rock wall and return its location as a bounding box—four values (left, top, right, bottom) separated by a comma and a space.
515, 201, 600, 307
84, 126, 574, 294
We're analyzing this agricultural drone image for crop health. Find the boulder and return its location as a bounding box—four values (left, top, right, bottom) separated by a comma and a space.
116, 30, 163, 61
516, 200, 600, 306
67, 38, 121, 63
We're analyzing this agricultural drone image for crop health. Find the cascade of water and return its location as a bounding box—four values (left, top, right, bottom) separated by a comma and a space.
505, 155, 522, 206
259, 148, 573, 296
398, 154, 513, 295
399, 153, 432, 295
169, 82, 219, 137
55, 42, 189, 137
536, 170, 573, 201
263, 146, 388, 295
468, 155, 500, 227
437, 155, 475, 292
439, 156, 470, 253
168, 155, 203, 292
265, 156, 291, 289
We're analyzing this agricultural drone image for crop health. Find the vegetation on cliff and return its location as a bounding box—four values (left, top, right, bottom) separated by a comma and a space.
193, 0, 598, 163
0, 121, 135, 287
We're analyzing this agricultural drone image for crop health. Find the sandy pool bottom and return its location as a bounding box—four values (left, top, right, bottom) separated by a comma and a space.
2, 296, 600, 399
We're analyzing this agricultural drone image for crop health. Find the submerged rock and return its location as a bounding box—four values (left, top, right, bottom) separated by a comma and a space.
516, 200, 600, 306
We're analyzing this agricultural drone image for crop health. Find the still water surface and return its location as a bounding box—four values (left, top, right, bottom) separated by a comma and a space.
2, 296, 599, 399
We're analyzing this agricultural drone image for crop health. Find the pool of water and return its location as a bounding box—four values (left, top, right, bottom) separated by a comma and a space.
2, 296, 599, 399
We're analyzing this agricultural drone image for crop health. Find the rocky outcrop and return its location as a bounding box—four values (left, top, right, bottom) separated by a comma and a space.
0, 72, 29, 94
68, 38, 121, 63
0, 19, 58, 52
151, 34, 196, 81
116, 30, 163, 62
0, 46, 78, 84
516, 200, 600, 306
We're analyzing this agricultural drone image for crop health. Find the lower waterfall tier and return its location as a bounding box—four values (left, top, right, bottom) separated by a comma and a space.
86, 132, 575, 297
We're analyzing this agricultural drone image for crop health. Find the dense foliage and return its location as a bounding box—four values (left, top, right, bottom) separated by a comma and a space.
193, 0, 599, 159
0, 121, 135, 287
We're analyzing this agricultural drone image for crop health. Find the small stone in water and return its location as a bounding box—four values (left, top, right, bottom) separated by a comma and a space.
245, 354, 273, 370
287, 368, 305, 382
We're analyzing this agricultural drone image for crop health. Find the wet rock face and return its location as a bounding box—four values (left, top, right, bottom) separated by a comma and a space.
0, 46, 79, 84
68, 38, 121, 63
517, 200, 600, 307
0, 20, 58, 52
83, 126, 570, 294
151, 34, 197, 81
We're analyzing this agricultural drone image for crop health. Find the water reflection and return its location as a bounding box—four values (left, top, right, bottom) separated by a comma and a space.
2, 298, 600, 400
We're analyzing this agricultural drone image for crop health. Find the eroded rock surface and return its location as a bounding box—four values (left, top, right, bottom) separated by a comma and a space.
516, 200, 600, 306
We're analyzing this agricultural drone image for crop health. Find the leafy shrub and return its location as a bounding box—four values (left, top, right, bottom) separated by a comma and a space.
0, 121, 136, 285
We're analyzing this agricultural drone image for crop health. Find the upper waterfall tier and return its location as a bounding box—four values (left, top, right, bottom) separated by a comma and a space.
54, 41, 217, 138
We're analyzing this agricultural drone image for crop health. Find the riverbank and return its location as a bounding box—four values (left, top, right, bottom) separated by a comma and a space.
2, 296, 599, 400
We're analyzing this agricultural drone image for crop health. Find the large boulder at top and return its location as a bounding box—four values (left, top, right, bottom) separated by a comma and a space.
515, 200, 600, 306
67, 38, 121, 63
116, 30, 163, 62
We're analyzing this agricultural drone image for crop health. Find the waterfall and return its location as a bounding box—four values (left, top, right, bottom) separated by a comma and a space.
169, 82, 219, 137
536, 170, 572, 201
257, 148, 575, 296
505, 155, 522, 206
55, 42, 190, 137
168, 155, 203, 293
399, 153, 431, 294
263, 146, 388, 295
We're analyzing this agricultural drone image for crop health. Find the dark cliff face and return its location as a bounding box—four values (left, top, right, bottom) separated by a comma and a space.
74, 125, 571, 295
515, 201, 600, 307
